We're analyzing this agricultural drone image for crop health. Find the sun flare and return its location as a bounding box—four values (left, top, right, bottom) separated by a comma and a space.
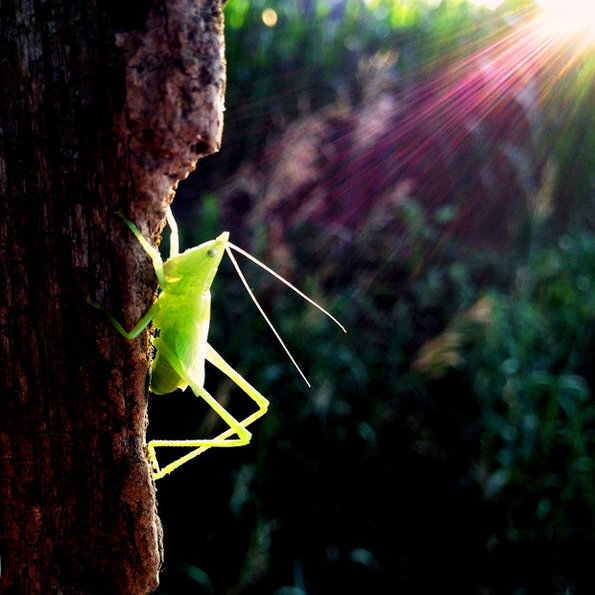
535, 0, 595, 38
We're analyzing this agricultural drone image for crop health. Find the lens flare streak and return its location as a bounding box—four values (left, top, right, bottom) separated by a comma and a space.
304, 9, 592, 227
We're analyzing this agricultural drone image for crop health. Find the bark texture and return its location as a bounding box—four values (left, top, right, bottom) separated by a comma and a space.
0, 0, 226, 592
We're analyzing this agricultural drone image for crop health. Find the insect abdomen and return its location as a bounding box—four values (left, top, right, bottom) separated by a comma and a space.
150, 350, 187, 395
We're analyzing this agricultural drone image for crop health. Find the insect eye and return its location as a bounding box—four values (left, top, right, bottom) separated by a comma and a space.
208, 248, 217, 257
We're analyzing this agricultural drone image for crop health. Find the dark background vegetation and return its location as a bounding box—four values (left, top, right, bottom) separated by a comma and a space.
152, 1, 594, 592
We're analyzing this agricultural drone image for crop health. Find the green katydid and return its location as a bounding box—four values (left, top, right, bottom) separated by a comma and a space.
90, 206, 345, 480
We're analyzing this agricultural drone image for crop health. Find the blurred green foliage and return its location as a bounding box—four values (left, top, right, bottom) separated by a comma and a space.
471, 235, 595, 525
416, 233, 595, 528
159, 1, 594, 593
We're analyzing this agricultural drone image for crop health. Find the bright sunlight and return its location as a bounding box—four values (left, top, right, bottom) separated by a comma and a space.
536, 0, 595, 38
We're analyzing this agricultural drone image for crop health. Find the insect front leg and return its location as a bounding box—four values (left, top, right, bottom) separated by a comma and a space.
165, 205, 179, 258
117, 212, 166, 286
147, 338, 267, 479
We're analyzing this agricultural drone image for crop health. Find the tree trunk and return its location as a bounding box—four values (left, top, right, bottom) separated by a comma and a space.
0, 1, 226, 592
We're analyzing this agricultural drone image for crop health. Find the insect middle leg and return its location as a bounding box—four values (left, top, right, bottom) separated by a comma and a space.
147, 340, 270, 479
88, 298, 160, 340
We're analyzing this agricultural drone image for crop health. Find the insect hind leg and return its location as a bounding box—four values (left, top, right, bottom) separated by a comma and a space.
148, 339, 269, 479
205, 344, 270, 428
147, 382, 253, 480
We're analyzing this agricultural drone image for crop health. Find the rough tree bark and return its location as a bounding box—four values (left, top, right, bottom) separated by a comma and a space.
0, 0, 226, 592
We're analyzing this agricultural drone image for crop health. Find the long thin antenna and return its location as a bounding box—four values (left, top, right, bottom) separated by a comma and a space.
225, 245, 312, 387
227, 242, 346, 333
